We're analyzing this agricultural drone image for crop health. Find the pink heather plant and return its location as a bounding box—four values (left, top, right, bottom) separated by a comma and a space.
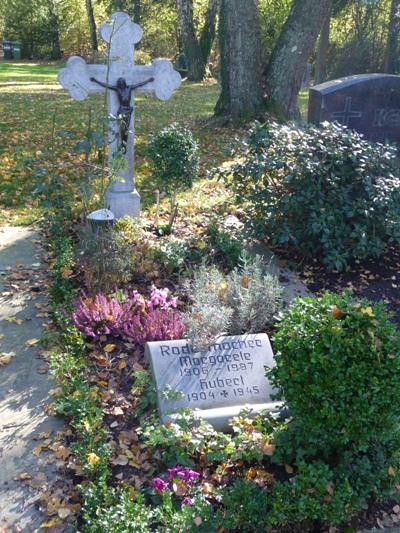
72, 292, 132, 338
122, 308, 185, 347
72, 287, 184, 346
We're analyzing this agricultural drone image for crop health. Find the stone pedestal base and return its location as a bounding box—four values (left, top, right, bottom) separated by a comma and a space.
106, 188, 140, 219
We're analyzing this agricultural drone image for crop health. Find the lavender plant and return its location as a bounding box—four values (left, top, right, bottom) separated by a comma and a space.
183, 255, 282, 349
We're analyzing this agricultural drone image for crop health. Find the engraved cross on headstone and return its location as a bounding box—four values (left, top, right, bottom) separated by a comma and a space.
331, 96, 362, 127
58, 12, 181, 218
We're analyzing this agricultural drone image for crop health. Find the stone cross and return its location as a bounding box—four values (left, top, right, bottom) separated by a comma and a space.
58, 12, 181, 218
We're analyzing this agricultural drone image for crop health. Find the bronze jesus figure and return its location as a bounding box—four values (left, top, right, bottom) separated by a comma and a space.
90, 76, 154, 153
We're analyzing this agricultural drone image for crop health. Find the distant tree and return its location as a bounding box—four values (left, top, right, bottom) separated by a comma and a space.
385, 0, 400, 73
85, 0, 98, 52
176, 0, 219, 81
176, 0, 204, 79
46, 0, 62, 59
315, 6, 331, 84
214, 0, 263, 123
265, 0, 334, 118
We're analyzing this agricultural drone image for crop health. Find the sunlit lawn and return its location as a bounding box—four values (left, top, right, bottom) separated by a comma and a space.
0, 61, 310, 225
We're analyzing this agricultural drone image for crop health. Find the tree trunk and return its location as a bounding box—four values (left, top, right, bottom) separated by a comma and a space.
265, 0, 333, 119
176, 0, 205, 81
384, 0, 400, 73
85, 0, 98, 52
215, 0, 263, 123
315, 6, 331, 84
47, 0, 62, 59
199, 0, 219, 64
132, 0, 141, 23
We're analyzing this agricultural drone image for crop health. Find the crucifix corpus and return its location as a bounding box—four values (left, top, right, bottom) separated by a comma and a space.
58, 12, 182, 218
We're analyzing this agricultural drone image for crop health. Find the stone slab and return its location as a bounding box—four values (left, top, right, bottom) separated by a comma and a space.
308, 73, 400, 143
145, 333, 280, 431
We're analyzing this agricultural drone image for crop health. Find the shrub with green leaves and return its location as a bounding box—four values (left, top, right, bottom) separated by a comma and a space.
229, 121, 400, 270
268, 292, 400, 463
148, 123, 199, 232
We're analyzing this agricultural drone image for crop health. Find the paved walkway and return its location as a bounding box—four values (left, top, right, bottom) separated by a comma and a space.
0, 227, 62, 532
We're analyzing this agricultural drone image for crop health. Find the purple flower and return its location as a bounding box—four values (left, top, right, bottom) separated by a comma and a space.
182, 497, 193, 507
151, 477, 169, 493
167, 466, 200, 485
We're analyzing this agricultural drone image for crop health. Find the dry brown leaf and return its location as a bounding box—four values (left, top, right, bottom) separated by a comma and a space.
284, 464, 294, 474
57, 508, 71, 519
25, 338, 40, 347
112, 455, 129, 466
18, 472, 32, 481
260, 441, 275, 456
104, 343, 117, 353
41, 518, 61, 528
111, 406, 124, 416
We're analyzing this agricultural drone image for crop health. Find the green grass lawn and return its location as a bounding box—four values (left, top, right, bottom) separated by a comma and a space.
0, 61, 310, 224
0, 61, 60, 83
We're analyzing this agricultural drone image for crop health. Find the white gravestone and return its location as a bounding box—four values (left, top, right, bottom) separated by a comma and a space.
145, 334, 282, 431
58, 12, 181, 218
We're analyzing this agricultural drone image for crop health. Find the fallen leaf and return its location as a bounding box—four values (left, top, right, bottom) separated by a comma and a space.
389, 466, 396, 477
284, 464, 294, 474
112, 454, 129, 466
57, 507, 71, 519
0, 352, 14, 366
110, 406, 124, 416
104, 343, 117, 353
25, 338, 40, 347
41, 518, 61, 528
18, 472, 32, 481
260, 441, 275, 456
4, 316, 22, 325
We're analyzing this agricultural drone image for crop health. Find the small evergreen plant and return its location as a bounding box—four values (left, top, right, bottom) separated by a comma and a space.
147, 123, 199, 232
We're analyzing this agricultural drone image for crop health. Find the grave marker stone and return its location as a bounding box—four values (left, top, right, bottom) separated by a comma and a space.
308, 73, 400, 143
145, 333, 281, 431
58, 12, 181, 218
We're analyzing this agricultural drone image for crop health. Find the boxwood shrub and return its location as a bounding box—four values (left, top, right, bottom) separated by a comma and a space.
268, 292, 400, 470
229, 121, 400, 270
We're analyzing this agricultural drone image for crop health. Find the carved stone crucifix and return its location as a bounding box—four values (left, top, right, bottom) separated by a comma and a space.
58, 12, 181, 218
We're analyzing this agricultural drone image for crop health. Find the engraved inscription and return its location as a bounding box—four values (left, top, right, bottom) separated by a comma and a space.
373, 108, 400, 128
146, 334, 277, 418
331, 96, 362, 126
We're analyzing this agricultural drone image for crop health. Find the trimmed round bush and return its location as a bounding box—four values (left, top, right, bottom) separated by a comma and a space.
268, 292, 400, 460
229, 121, 400, 270
147, 122, 199, 195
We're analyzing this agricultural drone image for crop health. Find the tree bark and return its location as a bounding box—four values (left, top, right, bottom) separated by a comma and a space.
265, 0, 333, 119
176, 0, 205, 81
199, 0, 219, 64
85, 0, 98, 52
215, 0, 263, 123
384, 0, 400, 73
46, 0, 62, 59
315, 6, 331, 84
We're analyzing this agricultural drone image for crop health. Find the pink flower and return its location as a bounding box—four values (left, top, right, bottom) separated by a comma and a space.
167, 466, 200, 485
151, 477, 169, 493
72, 288, 184, 346
182, 497, 193, 506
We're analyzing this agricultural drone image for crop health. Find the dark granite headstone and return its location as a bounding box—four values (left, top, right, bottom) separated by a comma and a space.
308, 74, 400, 143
